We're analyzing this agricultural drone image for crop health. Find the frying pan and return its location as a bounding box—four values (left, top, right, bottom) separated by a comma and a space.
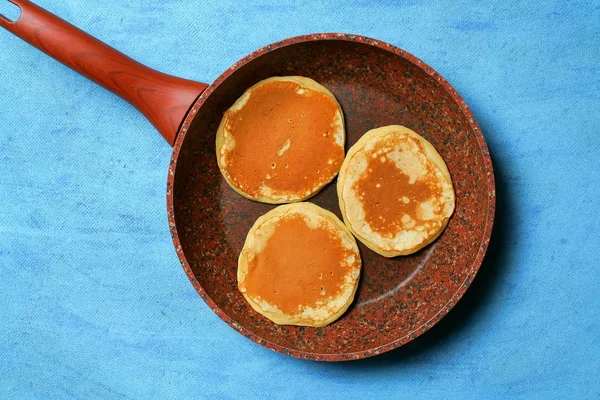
1, 0, 495, 361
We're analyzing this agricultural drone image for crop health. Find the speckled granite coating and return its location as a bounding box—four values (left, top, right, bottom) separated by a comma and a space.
168, 34, 494, 361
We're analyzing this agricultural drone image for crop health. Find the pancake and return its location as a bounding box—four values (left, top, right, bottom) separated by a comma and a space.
337, 125, 455, 257
237, 202, 361, 327
216, 76, 345, 204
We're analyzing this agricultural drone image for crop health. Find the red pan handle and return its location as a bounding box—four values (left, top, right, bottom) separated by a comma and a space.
0, 0, 208, 146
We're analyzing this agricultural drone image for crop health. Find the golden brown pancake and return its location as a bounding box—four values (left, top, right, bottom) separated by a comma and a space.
337, 125, 455, 257
216, 76, 345, 204
238, 202, 361, 327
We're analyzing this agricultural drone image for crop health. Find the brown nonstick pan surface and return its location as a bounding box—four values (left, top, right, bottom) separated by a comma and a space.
170, 35, 495, 360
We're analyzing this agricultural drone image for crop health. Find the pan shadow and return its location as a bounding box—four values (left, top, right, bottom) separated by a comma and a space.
316, 112, 514, 368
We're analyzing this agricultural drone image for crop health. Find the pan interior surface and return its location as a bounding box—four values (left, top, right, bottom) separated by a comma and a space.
172, 38, 492, 359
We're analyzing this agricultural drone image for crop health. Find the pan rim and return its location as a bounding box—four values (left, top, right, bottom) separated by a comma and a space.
167, 33, 496, 361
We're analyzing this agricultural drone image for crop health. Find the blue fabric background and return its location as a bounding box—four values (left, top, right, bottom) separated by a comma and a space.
1, 0, 598, 398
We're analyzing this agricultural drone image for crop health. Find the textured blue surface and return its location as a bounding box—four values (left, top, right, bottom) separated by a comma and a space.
1, 0, 599, 398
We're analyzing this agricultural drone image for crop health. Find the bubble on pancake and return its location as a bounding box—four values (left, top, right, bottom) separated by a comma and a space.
277, 138, 291, 156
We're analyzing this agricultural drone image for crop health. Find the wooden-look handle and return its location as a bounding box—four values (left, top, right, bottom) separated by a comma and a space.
0, 0, 208, 146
